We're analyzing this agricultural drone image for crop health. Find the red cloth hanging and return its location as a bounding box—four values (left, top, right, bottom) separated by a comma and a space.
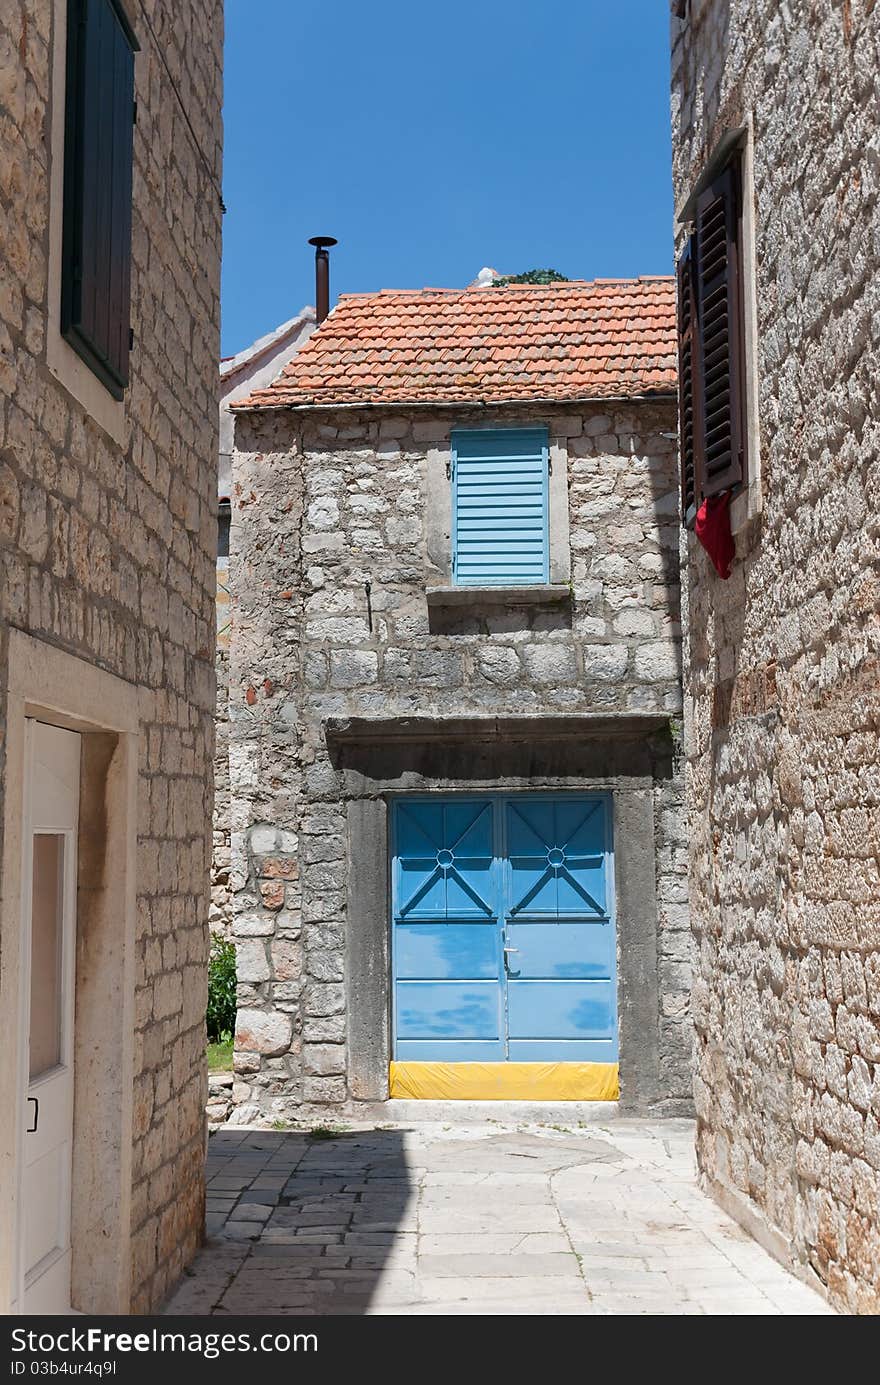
694, 492, 735, 579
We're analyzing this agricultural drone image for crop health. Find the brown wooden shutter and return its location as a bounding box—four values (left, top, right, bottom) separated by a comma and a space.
676, 238, 702, 524
62, 0, 138, 399
694, 162, 746, 496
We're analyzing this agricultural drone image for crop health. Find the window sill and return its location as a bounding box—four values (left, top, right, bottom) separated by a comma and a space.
683, 481, 761, 540
426, 584, 571, 608
46, 321, 127, 445
729, 482, 761, 535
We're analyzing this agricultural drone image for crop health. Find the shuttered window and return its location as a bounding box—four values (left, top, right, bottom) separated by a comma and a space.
451, 428, 549, 586
677, 156, 747, 522
62, 0, 139, 400
676, 239, 701, 526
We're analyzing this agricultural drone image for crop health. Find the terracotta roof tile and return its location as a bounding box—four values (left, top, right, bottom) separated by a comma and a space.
232, 277, 676, 410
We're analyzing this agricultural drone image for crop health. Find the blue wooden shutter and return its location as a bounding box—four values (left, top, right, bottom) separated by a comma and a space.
62, 0, 139, 399
451, 428, 549, 586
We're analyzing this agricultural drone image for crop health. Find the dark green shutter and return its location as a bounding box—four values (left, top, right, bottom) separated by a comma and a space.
62, 0, 138, 399
676, 238, 702, 526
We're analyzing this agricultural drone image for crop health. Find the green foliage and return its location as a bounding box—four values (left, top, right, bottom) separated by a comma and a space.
206, 936, 237, 1043
207, 1038, 233, 1072
493, 268, 570, 287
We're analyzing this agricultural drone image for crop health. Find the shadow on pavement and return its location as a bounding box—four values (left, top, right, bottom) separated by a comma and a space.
165, 1126, 413, 1316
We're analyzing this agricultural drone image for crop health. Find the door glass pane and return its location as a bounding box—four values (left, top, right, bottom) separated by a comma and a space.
29, 834, 64, 1080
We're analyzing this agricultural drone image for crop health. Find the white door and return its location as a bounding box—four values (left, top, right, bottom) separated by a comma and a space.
18, 721, 80, 1315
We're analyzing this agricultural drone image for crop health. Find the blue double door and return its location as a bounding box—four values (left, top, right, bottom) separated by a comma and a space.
391, 795, 617, 1062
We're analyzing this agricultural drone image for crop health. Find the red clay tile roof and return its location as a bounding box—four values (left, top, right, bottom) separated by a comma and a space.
231, 277, 676, 410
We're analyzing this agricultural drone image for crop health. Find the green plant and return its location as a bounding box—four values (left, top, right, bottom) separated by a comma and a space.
207, 1038, 233, 1072
493, 268, 570, 287
206, 936, 237, 1043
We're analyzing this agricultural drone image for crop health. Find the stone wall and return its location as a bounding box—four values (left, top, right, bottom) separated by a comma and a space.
228, 401, 692, 1119
212, 313, 315, 941
671, 0, 880, 1313
0, 0, 223, 1311
211, 564, 231, 936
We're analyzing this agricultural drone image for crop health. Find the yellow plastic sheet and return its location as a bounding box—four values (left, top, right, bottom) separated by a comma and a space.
389, 1061, 619, 1101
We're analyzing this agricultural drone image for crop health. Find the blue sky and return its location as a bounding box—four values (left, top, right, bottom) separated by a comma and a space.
221, 1, 672, 356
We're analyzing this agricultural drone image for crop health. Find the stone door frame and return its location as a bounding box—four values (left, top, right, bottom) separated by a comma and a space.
0, 630, 139, 1314
330, 714, 670, 1115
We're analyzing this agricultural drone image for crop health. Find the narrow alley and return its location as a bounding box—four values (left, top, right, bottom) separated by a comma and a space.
164, 1121, 833, 1317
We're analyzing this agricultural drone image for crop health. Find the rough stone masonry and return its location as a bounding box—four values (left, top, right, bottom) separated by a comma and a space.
671, 0, 880, 1313
227, 398, 693, 1122
0, 0, 223, 1311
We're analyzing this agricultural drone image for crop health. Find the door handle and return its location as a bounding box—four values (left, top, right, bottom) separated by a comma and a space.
504, 946, 519, 954
26, 1097, 39, 1134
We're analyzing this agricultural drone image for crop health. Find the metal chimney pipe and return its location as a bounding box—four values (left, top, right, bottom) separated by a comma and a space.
308, 236, 338, 323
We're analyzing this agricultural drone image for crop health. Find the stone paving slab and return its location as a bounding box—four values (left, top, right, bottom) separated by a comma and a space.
163, 1118, 835, 1316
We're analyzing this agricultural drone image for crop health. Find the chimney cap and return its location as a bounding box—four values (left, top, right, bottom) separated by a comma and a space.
309, 236, 338, 249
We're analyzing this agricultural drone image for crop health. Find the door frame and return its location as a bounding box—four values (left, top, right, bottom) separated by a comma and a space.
0, 631, 139, 1316
389, 791, 617, 1064
340, 721, 668, 1112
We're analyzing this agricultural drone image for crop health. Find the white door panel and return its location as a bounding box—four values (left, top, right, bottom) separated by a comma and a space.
19, 721, 80, 1315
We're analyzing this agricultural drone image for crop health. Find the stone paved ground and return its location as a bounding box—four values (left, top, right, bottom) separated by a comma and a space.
163, 1120, 835, 1316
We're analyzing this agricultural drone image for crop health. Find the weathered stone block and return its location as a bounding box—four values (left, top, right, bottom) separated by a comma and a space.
250, 824, 279, 854
330, 649, 379, 688
235, 1009, 292, 1057
259, 856, 300, 880
307, 497, 339, 530
583, 414, 612, 436
270, 982, 301, 1003
270, 940, 302, 981
302, 1077, 348, 1103
259, 880, 285, 910
522, 644, 578, 685
412, 419, 449, 442
233, 913, 275, 937
307, 951, 344, 983
582, 644, 629, 681
634, 641, 680, 682
385, 515, 421, 546
235, 939, 270, 984
304, 982, 345, 1017
306, 1015, 346, 1043
303, 1044, 345, 1076
475, 646, 521, 686
233, 1050, 260, 1075
613, 609, 657, 637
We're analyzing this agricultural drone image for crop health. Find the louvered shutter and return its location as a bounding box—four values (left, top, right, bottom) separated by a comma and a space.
676, 238, 702, 524
62, 0, 138, 399
694, 162, 746, 496
451, 428, 549, 586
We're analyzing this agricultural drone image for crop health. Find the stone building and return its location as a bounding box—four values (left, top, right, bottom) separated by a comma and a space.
671, 0, 880, 1313
213, 309, 315, 937
226, 277, 692, 1121
0, 0, 222, 1314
